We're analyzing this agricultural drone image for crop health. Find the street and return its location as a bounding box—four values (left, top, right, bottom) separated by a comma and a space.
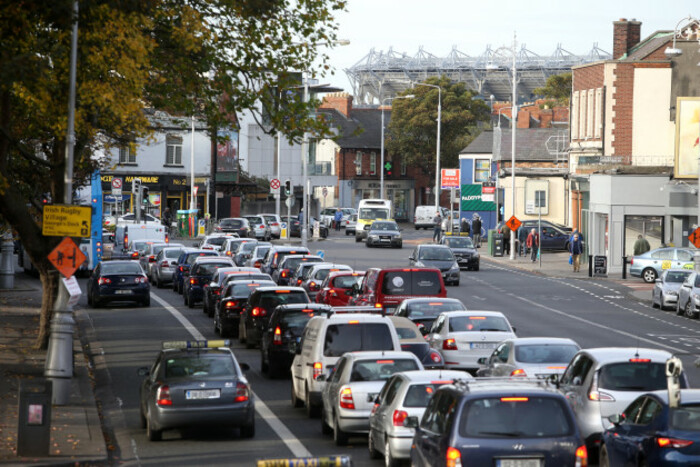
73, 229, 700, 466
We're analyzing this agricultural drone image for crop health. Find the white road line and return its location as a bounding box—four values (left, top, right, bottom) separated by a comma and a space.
151, 293, 311, 458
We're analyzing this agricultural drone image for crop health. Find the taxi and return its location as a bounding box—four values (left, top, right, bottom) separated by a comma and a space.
137, 340, 254, 441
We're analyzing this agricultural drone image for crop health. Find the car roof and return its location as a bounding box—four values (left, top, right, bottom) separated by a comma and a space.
271, 246, 310, 253
342, 350, 419, 362
443, 378, 565, 396
440, 310, 507, 318
403, 297, 463, 304
418, 243, 450, 249
252, 286, 307, 293
275, 303, 333, 311
309, 263, 352, 271
316, 313, 392, 324
282, 255, 322, 262
577, 347, 673, 364
193, 257, 230, 264
328, 270, 365, 278
395, 370, 474, 383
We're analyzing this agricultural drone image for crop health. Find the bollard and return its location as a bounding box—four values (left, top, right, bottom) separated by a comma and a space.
588, 255, 593, 277
44, 311, 75, 405
17, 379, 52, 457
0, 232, 14, 289
622, 256, 627, 279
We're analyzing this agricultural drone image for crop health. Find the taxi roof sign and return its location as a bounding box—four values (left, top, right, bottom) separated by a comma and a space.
42, 204, 91, 237
162, 340, 230, 350
257, 456, 352, 467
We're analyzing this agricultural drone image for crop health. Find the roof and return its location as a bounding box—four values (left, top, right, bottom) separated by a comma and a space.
580, 347, 672, 363
342, 350, 418, 361
403, 297, 463, 304
317, 107, 382, 149
493, 128, 565, 161
460, 130, 493, 154
394, 369, 474, 383
508, 337, 580, 346
623, 31, 673, 61
441, 310, 507, 318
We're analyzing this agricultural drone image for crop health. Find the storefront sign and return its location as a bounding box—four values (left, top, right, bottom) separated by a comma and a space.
460, 184, 496, 211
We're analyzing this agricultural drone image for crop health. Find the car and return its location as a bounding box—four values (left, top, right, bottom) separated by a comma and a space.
630, 247, 696, 283
215, 217, 251, 237
260, 246, 311, 277
137, 242, 167, 277
393, 297, 467, 334
137, 340, 254, 441
388, 316, 445, 369
518, 219, 573, 234
259, 213, 282, 239
260, 303, 333, 378
172, 249, 219, 294
245, 243, 272, 268
221, 237, 256, 259
203, 267, 251, 317
320, 207, 355, 228
301, 263, 353, 300
366, 221, 402, 248
315, 271, 366, 307
556, 347, 687, 458
440, 235, 479, 271
127, 238, 164, 261
408, 379, 588, 467
273, 255, 324, 285
345, 213, 357, 236
198, 234, 237, 252
291, 260, 324, 287
244, 215, 272, 241
368, 370, 472, 465
239, 286, 310, 349
319, 350, 423, 446
538, 224, 579, 251
151, 246, 187, 288
290, 217, 329, 238
475, 337, 580, 378
408, 244, 461, 286
232, 239, 259, 266
215, 279, 276, 337
182, 257, 235, 308
599, 389, 700, 467
87, 260, 151, 307
676, 270, 700, 318
425, 310, 517, 373
116, 212, 160, 225
653, 269, 692, 310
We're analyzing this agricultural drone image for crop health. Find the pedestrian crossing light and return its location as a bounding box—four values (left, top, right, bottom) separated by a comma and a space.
284, 179, 291, 196
384, 161, 393, 177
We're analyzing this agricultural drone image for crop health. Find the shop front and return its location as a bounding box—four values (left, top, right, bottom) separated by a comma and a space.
351, 179, 414, 222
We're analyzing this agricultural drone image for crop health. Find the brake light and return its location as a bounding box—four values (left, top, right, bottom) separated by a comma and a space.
657, 437, 693, 448
226, 251, 232, 256
588, 372, 615, 401
392, 410, 408, 426
179, 266, 185, 272
124, 234, 128, 245
98, 277, 112, 285
234, 382, 250, 402
575, 445, 588, 467
547, 366, 566, 370
281, 270, 288, 278
313, 362, 323, 379
273, 326, 282, 345
160, 260, 169, 267
446, 446, 461, 467
348, 320, 359, 324
135, 276, 148, 284
131, 251, 139, 258
339, 387, 355, 409
429, 350, 443, 363
225, 300, 238, 309
510, 369, 527, 377
189, 277, 198, 285
202, 246, 212, 250
469, 316, 486, 320
276, 290, 291, 293
156, 385, 172, 406
309, 281, 319, 291
443, 338, 457, 350
213, 288, 220, 296
296, 279, 302, 286
428, 302, 444, 306
254, 261, 262, 268
148, 255, 156, 262
629, 358, 651, 363
501, 397, 529, 402
251, 307, 266, 317
630, 258, 634, 265
375, 303, 382, 308
165, 234, 169, 243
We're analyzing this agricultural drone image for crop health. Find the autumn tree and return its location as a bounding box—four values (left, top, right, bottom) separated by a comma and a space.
385, 75, 490, 179
533, 72, 572, 107
0, 0, 346, 348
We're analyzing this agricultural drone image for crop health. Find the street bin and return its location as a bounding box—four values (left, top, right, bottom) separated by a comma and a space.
17, 379, 52, 457
176, 209, 187, 238
493, 233, 504, 257
44, 311, 75, 405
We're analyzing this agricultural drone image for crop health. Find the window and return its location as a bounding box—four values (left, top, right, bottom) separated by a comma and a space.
571, 91, 579, 140
586, 89, 595, 138
355, 151, 362, 176
370, 152, 377, 175
166, 134, 183, 165
594, 88, 603, 139
474, 159, 490, 183
560, 354, 592, 386
535, 190, 546, 209
119, 146, 136, 164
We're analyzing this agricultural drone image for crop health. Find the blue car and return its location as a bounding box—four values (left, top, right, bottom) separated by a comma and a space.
182, 257, 234, 308
172, 249, 219, 294
600, 389, 700, 466
630, 247, 696, 283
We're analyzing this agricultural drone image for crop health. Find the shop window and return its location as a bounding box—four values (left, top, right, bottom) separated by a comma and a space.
119, 146, 136, 164
370, 152, 376, 175
166, 134, 183, 165
474, 159, 490, 183
355, 151, 362, 176
624, 215, 663, 257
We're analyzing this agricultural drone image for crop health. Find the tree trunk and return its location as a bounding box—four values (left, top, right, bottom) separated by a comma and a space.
36, 269, 59, 350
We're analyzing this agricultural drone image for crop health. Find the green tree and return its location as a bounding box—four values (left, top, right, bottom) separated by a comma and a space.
0, 0, 346, 348
386, 76, 490, 179
533, 72, 572, 107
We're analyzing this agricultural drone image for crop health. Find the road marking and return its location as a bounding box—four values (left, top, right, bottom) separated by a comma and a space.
151, 293, 311, 458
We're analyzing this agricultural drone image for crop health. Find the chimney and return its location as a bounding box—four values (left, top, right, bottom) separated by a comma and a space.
613, 18, 642, 59
319, 92, 353, 117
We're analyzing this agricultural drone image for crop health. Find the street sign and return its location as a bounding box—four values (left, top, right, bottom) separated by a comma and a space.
285, 197, 295, 208
441, 169, 460, 189
48, 237, 86, 278
322, 187, 328, 198
505, 215, 522, 232
482, 184, 495, 203
270, 178, 280, 195
111, 177, 123, 197
689, 227, 700, 249
42, 205, 91, 237
62, 276, 82, 308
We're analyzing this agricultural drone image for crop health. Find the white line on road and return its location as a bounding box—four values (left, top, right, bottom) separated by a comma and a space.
151, 293, 312, 458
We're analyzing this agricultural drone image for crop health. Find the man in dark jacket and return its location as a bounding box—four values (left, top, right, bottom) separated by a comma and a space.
569, 233, 584, 272
460, 218, 470, 236
432, 212, 442, 243
471, 215, 482, 247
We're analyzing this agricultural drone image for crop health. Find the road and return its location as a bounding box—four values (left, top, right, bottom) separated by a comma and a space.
78, 228, 700, 465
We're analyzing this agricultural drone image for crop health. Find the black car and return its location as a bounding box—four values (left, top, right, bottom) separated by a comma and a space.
408, 244, 461, 286
215, 217, 252, 238
260, 304, 332, 378
87, 260, 150, 307
440, 235, 479, 270
273, 255, 323, 285
215, 279, 276, 338
182, 257, 234, 308
239, 286, 310, 349
366, 220, 402, 248
172, 249, 219, 294
289, 217, 328, 238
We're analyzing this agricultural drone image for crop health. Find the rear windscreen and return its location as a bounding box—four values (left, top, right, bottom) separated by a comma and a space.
404, 384, 444, 408
671, 405, 700, 430
406, 300, 465, 317
598, 362, 668, 392
221, 219, 242, 228
207, 237, 228, 246
381, 271, 442, 296
257, 291, 308, 310
460, 397, 573, 438
349, 359, 419, 382
279, 310, 327, 329
515, 344, 579, 364
195, 263, 230, 276
323, 323, 394, 356
165, 249, 182, 259
448, 316, 510, 332
186, 252, 217, 265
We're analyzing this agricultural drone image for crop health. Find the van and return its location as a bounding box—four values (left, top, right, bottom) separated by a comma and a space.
414, 205, 448, 230
290, 313, 401, 417
115, 223, 166, 252
351, 267, 447, 314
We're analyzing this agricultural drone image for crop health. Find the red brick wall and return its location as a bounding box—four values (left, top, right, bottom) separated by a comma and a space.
319, 93, 353, 117
573, 63, 605, 92
611, 63, 634, 160
613, 19, 641, 59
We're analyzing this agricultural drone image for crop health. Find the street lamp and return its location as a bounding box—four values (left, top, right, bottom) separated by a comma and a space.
413, 82, 441, 211
380, 95, 414, 199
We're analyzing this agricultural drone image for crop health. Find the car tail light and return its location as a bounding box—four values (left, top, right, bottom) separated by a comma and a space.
251, 307, 266, 317
375, 303, 382, 309
281, 270, 288, 278
135, 276, 148, 284
160, 260, 169, 267
156, 385, 172, 406
148, 255, 156, 262
179, 266, 185, 272
225, 300, 238, 309
429, 350, 443, 364
588, 372, 615, 401
271, 222, 279, 227
215, 226, 221, 231
575, 445, 588, 467
98, 277, 112, 285
254, 260, 262, 268
124, 234, 128, 245
202, 246, 213, 250
234, 382, 250, 402
629, 358, 651, 363
443, 338, 457, 350
510, 369, 527, 377
446, 446, 461, 467
630, 258, 633, 265
501, 397, 529, 402
296, 279, 302, 286
339, 387, 355, 409
657, 437, 693, 448
189, 277, 198, 285
165, 233, 169, 243
392, 410, 408, 426
212, 288, 220, 296
309, 281, 319, 291
273, 326, 282, 345
313, 362, 323, 379
131, 251, 139, 259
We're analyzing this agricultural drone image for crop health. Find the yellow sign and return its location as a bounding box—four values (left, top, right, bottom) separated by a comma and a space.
42, 205, 92, 237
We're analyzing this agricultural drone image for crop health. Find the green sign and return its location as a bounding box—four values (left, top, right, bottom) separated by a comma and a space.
460, 184, 496, 211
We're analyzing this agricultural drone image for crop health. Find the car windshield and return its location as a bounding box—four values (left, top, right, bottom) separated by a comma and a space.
419, 248, 454, 261
283, 257, 315, 271
151, 244, 168, 255
207, 237, 229, 246
514, 344, 579, 364
671, 405, 700, 431
228, 242, 246, 254
220, 219, 243, 228
349, 359, 419, 382
254, 247, 271, 258
323, 323, 394, 356
133, 242, 151, 253
460, 397, 573, 438
102, 262, 142, 275
257, 291, 308, 309
406, 300, 465, 317
186, 252, 217, 265
333, 275, 363, 289
448, 316, 510, 332
371, 222, 397, 231
404, 383, 448, 408
665, 270, 691, 282
165, 353, 235, 378
240, 242, 256, 253
598, 362, 668, 391
445, 237, 474, 248
342, 209, 354, 215
359, 208, 390, 220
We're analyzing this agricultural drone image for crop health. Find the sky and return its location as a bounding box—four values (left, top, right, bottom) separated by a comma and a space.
321, 0, 699, 98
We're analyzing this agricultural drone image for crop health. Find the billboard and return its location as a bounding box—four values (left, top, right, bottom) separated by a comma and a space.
674, 97, 700, 179
460, 184, 496, 211
441, 169, 460, 189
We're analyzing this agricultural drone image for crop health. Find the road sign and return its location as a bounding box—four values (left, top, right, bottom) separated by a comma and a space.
285, 197, 295, 208
48, 237, 86, 278
322, 187, 328, 198
62, 276, 82, 308
689, 227, 700, 249
505, 215, 522, 232
111, 177, 123, 197
270, 178, 280, 189
441, 169, 460, 189
42, 205, 91, 237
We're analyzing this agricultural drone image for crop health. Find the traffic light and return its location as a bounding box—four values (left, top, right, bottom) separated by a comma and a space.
383, 161, 393, 177
284, 179, 291, 196
141, 186, 150, 204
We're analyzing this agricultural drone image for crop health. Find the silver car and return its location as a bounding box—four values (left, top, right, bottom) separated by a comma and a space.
151, 246, 186, 288
244, 215, 272, 241
676, 270, 700, 318
368, 370, 470, 464
629, 247, 695, 283
652, 269, 692, 311
319, 351, 423, 446
139, 242, 167, 279
259, 214, 282, 239
301, 263, 353, 300
245, 243, 272, 268
475, 337, 580, 378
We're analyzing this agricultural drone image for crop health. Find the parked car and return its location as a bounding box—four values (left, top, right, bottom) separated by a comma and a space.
676, 270, 700, 318
215, 279, 276, 338
440, 235, 479, 270
215, 217, 251, 237
345, 213, 357, 236
413, 205, 448, 230
366, 221, 402, 248
259, 213, 282, 239
182, 257, 235, 308
630, 247, 696, 283
393, 297, 467, 334
87, 260, 150, 308
151, 246, 186, 288
652, 269, 692, 311
476, 337, 580, 378
290, 217, 329, 238
239, 286, 310, 349
408, 244, 461, 286
315, 271, 366, 307
244, 215, 272, 241
388, 316, 445, 369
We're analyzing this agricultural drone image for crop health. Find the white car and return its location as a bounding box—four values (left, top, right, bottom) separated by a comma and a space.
475, 337, 580, 378
198, 234, 236, 252
259, 213, 282, 239
425, 310, 517, 373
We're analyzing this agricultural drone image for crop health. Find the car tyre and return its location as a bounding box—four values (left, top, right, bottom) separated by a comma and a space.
187, 292, 195, 308
453, 280, 460, 286
321, 407, 333, 435
306, 386, 320, 418
368, 431, 381, 458
333, 413, 348, 446
291, 381, 303, 408
685, 301, 697, 319
598, 443, 610, 467
261, 350, 269, 373
146, 409, 162, 441
651, 297, 659, 309
395, 242, 402, 249
642, 268, 657, 283
385, 438, 399, 467
240, 422, 255, 439
474, 264, 480, 271
87, 291, 93, 307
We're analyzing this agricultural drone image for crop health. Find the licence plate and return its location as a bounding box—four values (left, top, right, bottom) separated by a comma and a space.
497, 460, 542, 467
115, 290, 132, 295
380, 238, 390, 242
470, 342, 497, 350
186, 389, 221, 400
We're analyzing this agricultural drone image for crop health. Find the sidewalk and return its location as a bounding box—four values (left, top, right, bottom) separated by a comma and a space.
0, 272, 107, 466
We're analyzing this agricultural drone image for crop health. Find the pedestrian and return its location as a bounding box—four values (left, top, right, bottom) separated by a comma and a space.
501, 223, 511, 255
569, 228, 584, 244
298, 208, 304, 222
518, 225, 528, 256
333, 208, 343, 232
432, 211, 442, 243
633, 234, 651, 256
569, 233, 584, 272
472, 215, 482, 248
460, 217, 470, 236
526, 228, 539, 262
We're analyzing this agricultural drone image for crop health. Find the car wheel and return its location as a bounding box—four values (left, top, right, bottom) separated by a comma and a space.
92, 293, 101, 308
396, 242, 402, 249
291, 381, 303, 408
385, 437, 399, 467
453, 280, 460, 287
598, 443, 610, 467
87, 291, 93, 307
187, 292, 195, 308
355, 236, 361, 243
321, 407, 333, 435
677, 300, 684, 316
685, 301, 697, 319
245, 327, 255, 349
642, 268, 657, 283
240, 421, 255, 439
368, 430, 381, 458
183, 291, 189, 305
366, 241, 371, 248
239, 322, 246, 344
415, 226, 419, 230
142, 295, 150, 307
474, 264, 480, 271
155, 274, 162, 289
214, 313, 220, 335
146, 409, 162, 441
306, 386, 320, 418
333, 413, 348, 446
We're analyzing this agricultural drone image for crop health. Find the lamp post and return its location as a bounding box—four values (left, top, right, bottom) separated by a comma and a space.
413, 82, 441, 211
380, 95, 414, 199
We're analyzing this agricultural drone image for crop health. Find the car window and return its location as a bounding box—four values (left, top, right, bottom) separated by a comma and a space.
349, 358, 419, 382
406, 300, 465, 317
381, 271, 442, 296
220, 219, 243, 228
187, 252, 217, 265
493, 343, 510, 363
695, 274, 700, 288
677, 250, 694, 261
330, 358, 347, 383
404, 383, 446, 408
165, 249, 183, 259
445, 237, 474, 248
421, 392, 457, 434
279, 309, 328, 328
323, 323, 394, 356
667, 270, 692, 282
257, 291, 308, 310
598, 362, 668, 392
206, 237, 229, 246
333, 275, 363, 289
560, 354, 593, 386
637, 398, 663, 425
448, 316, 510, 332
379, 376, 402, 406
514, 344, 579, 364
102, 262, 142, 275
651, 249, 673, 260
195, 263, 230, 276
622, 396, 647, 424
419, 247, 454, 261
394, 325, 420, 339
165, 353, 235, 378
671, 405, 700, 430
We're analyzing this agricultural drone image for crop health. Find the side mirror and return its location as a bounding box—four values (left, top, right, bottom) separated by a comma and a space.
137, 366, 150, 377
403, 416, 419, 428
315, 374, 327, 382
608, 413, 622, 426
239, 362, 250, 371
512, 327, 517, 333
548, 374, 560, 387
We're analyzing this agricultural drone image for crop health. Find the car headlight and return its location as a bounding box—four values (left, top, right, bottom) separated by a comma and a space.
369, 235, 378, 240
668, 291, 678, 296
474, 253, 480, 259
693, 293, 700, 301
450, 263, 460, 272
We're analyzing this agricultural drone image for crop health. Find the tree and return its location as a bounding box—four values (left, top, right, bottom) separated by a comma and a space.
0, 0, 346, 348
533, 72, 572, 107
386, 76, 490, 179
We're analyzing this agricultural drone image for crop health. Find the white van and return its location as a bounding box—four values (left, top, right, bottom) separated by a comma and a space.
116, 224, 166, 252
413, 205, 448, 230
290, 313, 401, 417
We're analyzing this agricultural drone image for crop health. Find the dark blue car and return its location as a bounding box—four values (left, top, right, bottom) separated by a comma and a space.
408, 380, 588, 467
182, 257, 234, 308
600, 389, 700, 466
87, 260, 150, 308
172, 249, 219, 294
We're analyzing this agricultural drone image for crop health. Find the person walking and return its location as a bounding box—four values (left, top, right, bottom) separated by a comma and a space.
633, 234, 651, 256
501, 223, 511, 255
460, 217, 470, 236
526, 228, 539, 262
472, 215, 482, 248
441, 214, 450, 239
517, 225, 528, 256
432, 211, 442, 243
333, 208, 343, 232
569, 233, 584, 272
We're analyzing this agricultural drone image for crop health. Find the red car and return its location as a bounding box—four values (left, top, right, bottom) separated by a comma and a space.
315, 271, 366, 307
